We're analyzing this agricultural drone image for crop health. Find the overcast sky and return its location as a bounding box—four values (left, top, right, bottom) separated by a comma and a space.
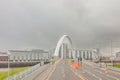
0, 0, 120, 50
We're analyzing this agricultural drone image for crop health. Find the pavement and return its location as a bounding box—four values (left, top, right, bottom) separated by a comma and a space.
23, 64, 50, 80
33, 64, 53, 80
33, 59, 61, 80
78, 60, 120, 80
49, 59, 81, 80
33, 59, 120, 80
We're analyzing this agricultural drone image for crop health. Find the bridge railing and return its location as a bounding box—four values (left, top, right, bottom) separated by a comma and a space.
5, 61, 44, 80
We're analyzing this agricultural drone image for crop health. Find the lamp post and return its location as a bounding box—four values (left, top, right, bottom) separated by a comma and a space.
109, 40, 114, 67
7, 50, 11, 80
110, 56, 115, 67
104, 39, 113, 66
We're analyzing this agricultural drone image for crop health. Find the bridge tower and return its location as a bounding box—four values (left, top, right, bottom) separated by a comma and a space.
54, 35, 72, 59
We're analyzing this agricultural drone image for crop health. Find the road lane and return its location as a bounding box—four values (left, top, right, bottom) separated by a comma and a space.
49, 60, 81, 80
33, 64, 53, 80
81, 61, 120, 80
69, 62, 99, 80
33, 60, 120, 80
82, 64, 115, 80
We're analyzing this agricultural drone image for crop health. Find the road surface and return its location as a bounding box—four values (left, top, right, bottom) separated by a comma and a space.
79, 61, 120, 80
49, 59, 81, 80
34, 59, 120, 80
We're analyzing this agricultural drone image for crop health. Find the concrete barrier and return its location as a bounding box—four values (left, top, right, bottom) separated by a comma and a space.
108, 66, 120, 72
5, 62, 47, 80
22, 64, 49, 80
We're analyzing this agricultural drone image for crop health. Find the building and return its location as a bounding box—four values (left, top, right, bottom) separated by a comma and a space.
8, 49, 50, 62
0, 52, 8, 61
114, 52, 120, 61
70, 49, 98, 61
116, 52, 120, 57
99, 47, 120, 57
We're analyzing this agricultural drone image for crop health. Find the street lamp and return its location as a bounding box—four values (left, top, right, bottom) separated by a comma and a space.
109, 40, 114, 67
7, 50, 11, 80
110, 55, 115, 67
104, 39, 113, 66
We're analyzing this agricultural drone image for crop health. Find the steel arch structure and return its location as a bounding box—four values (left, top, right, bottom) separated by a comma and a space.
54, 35, 72, 59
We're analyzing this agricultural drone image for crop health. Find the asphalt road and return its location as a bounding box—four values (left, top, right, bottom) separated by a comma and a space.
34, 59, 120, 80
49, 59, 81, 80
33, 64, 53, 80
79, 61, 120, 80
49, 60, 120, 80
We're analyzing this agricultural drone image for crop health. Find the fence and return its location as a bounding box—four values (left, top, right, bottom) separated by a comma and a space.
5, 61, 45, 80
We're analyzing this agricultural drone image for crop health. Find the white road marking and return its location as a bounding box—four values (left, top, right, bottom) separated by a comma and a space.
45, 59, 61, 80
61, 66, 65, 78
95, 69, 120, 80
83, 61, 120, 80
70, 66, 88, 80
109, 69, 120, 75
84, 70, 102, 80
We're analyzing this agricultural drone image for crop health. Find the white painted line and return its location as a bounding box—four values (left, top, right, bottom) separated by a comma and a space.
84, 70, 102, 80
45, 59, 61, 80
61, 66, 65, 78
95, 70, 119, 80
109, 69, 120, 75
70, 66, 88, 80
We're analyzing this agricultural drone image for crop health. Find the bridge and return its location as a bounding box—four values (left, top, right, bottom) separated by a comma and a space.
7, 35, 120, 80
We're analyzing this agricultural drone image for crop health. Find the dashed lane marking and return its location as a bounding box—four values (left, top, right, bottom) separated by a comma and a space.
45, 59, 61, 80
70, 66, 88, 80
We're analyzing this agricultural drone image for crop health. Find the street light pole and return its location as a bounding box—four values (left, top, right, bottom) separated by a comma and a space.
110, 40, 113, 67
110, 40, 112, 57
8, 54, 10, 80
7, 50, 11, 80
96, 42, 102, 67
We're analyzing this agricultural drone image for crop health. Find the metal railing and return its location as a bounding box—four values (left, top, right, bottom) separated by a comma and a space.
5, 61, 44, 80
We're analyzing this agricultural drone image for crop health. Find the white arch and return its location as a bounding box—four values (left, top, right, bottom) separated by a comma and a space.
54, 35, 72, 58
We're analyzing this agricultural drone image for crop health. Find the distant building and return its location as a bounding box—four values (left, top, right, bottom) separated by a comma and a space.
114, 52, 120, 61
8, 49, 50, 62
49, 48, 55, 58
116, 52, 120, 57
68, 49, 98, 61
100, 57, 110, 61
0, 52, 8, 61
99, 47, 120, 57
9, 49, 49, 61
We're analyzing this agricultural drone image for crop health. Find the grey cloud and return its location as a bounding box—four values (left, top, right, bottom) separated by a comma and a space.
0, 0, 120, 50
